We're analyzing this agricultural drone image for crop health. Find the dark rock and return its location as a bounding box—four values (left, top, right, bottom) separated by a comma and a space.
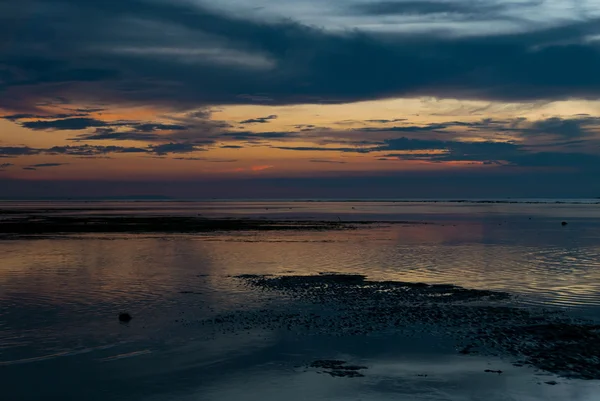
310, 360, 347, 369
118, 312, 132, 322
325, 370, 365, 378
309, 360, 368, 378
223, 273, 600, 380
561, 221, 568, 226
459, 344, 474, 354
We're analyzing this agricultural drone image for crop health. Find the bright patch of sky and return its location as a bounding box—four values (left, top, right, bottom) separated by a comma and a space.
194, 0, 600, 36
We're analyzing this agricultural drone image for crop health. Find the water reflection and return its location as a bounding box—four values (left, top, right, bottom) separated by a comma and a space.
2, 205, 600, 400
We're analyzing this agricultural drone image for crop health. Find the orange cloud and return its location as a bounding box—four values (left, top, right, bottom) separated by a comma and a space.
251, 165, 274, 171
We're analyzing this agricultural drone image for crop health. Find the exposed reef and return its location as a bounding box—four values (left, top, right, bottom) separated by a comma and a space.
0, 216, 366, 236
187, 273, 600, 380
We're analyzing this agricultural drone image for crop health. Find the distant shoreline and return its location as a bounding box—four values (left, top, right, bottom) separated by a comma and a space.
1, 198, 599, 204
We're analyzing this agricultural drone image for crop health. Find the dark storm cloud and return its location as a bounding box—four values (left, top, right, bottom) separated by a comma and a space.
1, 0, 599, 113
21, 118, 111, 131
240, 115, 278, 124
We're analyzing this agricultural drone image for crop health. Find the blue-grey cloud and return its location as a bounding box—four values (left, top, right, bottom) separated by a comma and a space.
364, 119, 407, 124
275, 146, 373, 153
0, 144, 204, 158
21, 118, 110, 131
73, 128, 161, 142
133, 123, 187, 132
350, 1, 504, 16
46, 145, 149, 156
28, 163, 69, 168
0, 147, 40, 157
523, 117, 600, 138
149, 143, 204, 155
221, 131, 299, 140
240, 115, 278, 124
1, 0, 599, 114
3, 112, 88, 121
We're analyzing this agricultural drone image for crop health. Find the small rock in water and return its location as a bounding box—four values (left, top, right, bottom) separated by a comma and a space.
561, 221, 568, 226
119, 313, 133, 322
309, 360, 368, 378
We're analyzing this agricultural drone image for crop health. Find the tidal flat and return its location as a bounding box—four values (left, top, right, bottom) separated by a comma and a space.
1, 200, 600, 400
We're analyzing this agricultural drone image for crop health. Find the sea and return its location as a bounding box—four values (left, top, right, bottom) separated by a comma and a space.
1, 200, 600, 400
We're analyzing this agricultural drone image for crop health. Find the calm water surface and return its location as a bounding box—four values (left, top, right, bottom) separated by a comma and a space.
2, 201, 600, 400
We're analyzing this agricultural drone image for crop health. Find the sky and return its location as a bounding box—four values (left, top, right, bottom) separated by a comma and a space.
1, 0, 600, 198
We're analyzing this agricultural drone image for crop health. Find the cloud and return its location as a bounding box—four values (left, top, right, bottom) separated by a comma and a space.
46, 145, 149, 156
240, 115, 278, 124
522, 117, 600, 138
274, 145, 373, 153
309, 159, 347, 164
221, 145, 244, 149
251, 165, 274, 171
0, 163, 14, 169
73, 128, 161, 141
0, 0, 599, 114
27, 163, 69, 168
0, 147, 40, 157
364, 119, 407, 124
350, 1, 505, 16
148, 143, 204, 155
221, 131, 299, 140
131, 123, 187, 132
2, 112, 88, 121
0, 144, 205, 158
21, 118, 111, 131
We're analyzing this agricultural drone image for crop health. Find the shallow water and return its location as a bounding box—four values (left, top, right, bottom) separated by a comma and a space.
2, 201, 600, 400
